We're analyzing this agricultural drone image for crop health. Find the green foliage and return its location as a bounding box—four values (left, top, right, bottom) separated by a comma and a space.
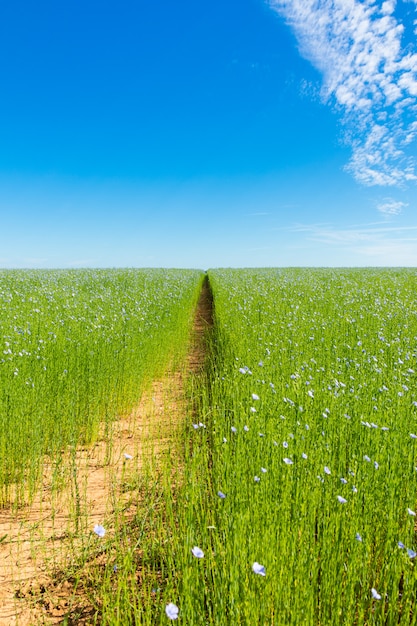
167, 268, 417, 624
6, 267, 417, 624
0, 268, 203, 505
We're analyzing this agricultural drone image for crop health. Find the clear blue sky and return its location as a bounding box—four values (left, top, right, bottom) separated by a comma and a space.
0, 0, 416, 268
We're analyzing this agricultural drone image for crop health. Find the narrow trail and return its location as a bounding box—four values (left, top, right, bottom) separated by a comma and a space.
0, 277, 213, 625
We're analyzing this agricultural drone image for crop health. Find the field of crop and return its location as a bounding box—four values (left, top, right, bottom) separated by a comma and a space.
2, 267, 417, 624
0, 268, 204, 506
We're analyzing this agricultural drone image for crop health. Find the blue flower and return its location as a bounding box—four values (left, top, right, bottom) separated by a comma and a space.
217, 490, 226, 499
252, 562, 266, 576
355, 533, 362, 542
165, 603, 179, 620
407, 548, 417, 558
93, 524, 106, 538
192, 546, 204, 558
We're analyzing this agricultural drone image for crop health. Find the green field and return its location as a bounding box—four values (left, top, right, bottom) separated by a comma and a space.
0, 268, 204, 505
2, 268, 417, 624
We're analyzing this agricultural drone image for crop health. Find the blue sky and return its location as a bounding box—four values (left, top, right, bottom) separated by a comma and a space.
0, 0, 416, 268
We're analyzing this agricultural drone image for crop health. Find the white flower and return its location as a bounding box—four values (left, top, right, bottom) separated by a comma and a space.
283, 458, 293, 465
371, 588, 381, 600
165, 603, 179, 620
254, 475, 260, 482
244, 425, 249, 432
252, 562, 265, 576
261, 467, 267, 473
252, 393, 260, 401
324, 466, 331, 475
302, 453, 308, 459
192, 546, 204, 558
93, 524, 106, 538
355, 533, 362, 542
407, 508, 416, 516
337, 495, 347, 504
123, 453, 133, 460
410, 433, 417, 439
231, 426, 237, 433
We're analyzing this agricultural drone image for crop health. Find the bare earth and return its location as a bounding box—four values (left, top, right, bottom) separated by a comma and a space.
0, 277, 212, 625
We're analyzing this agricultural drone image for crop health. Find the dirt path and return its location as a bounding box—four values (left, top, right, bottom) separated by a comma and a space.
0, 277, 213, 625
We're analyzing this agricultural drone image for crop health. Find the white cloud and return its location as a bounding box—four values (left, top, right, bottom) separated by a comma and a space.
291, 222, 417, 264
377, 198, 407, 215
269, 0, 417, 186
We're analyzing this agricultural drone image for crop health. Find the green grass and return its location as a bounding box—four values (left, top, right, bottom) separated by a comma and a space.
4, 267, 417, 624
148, 268, 417, 625
0, 268, 204, 506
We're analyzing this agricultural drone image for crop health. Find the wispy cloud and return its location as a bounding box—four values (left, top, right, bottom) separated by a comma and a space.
269, 0, 417, 186
377, 198, 408, 215
291, 222, 417, 263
